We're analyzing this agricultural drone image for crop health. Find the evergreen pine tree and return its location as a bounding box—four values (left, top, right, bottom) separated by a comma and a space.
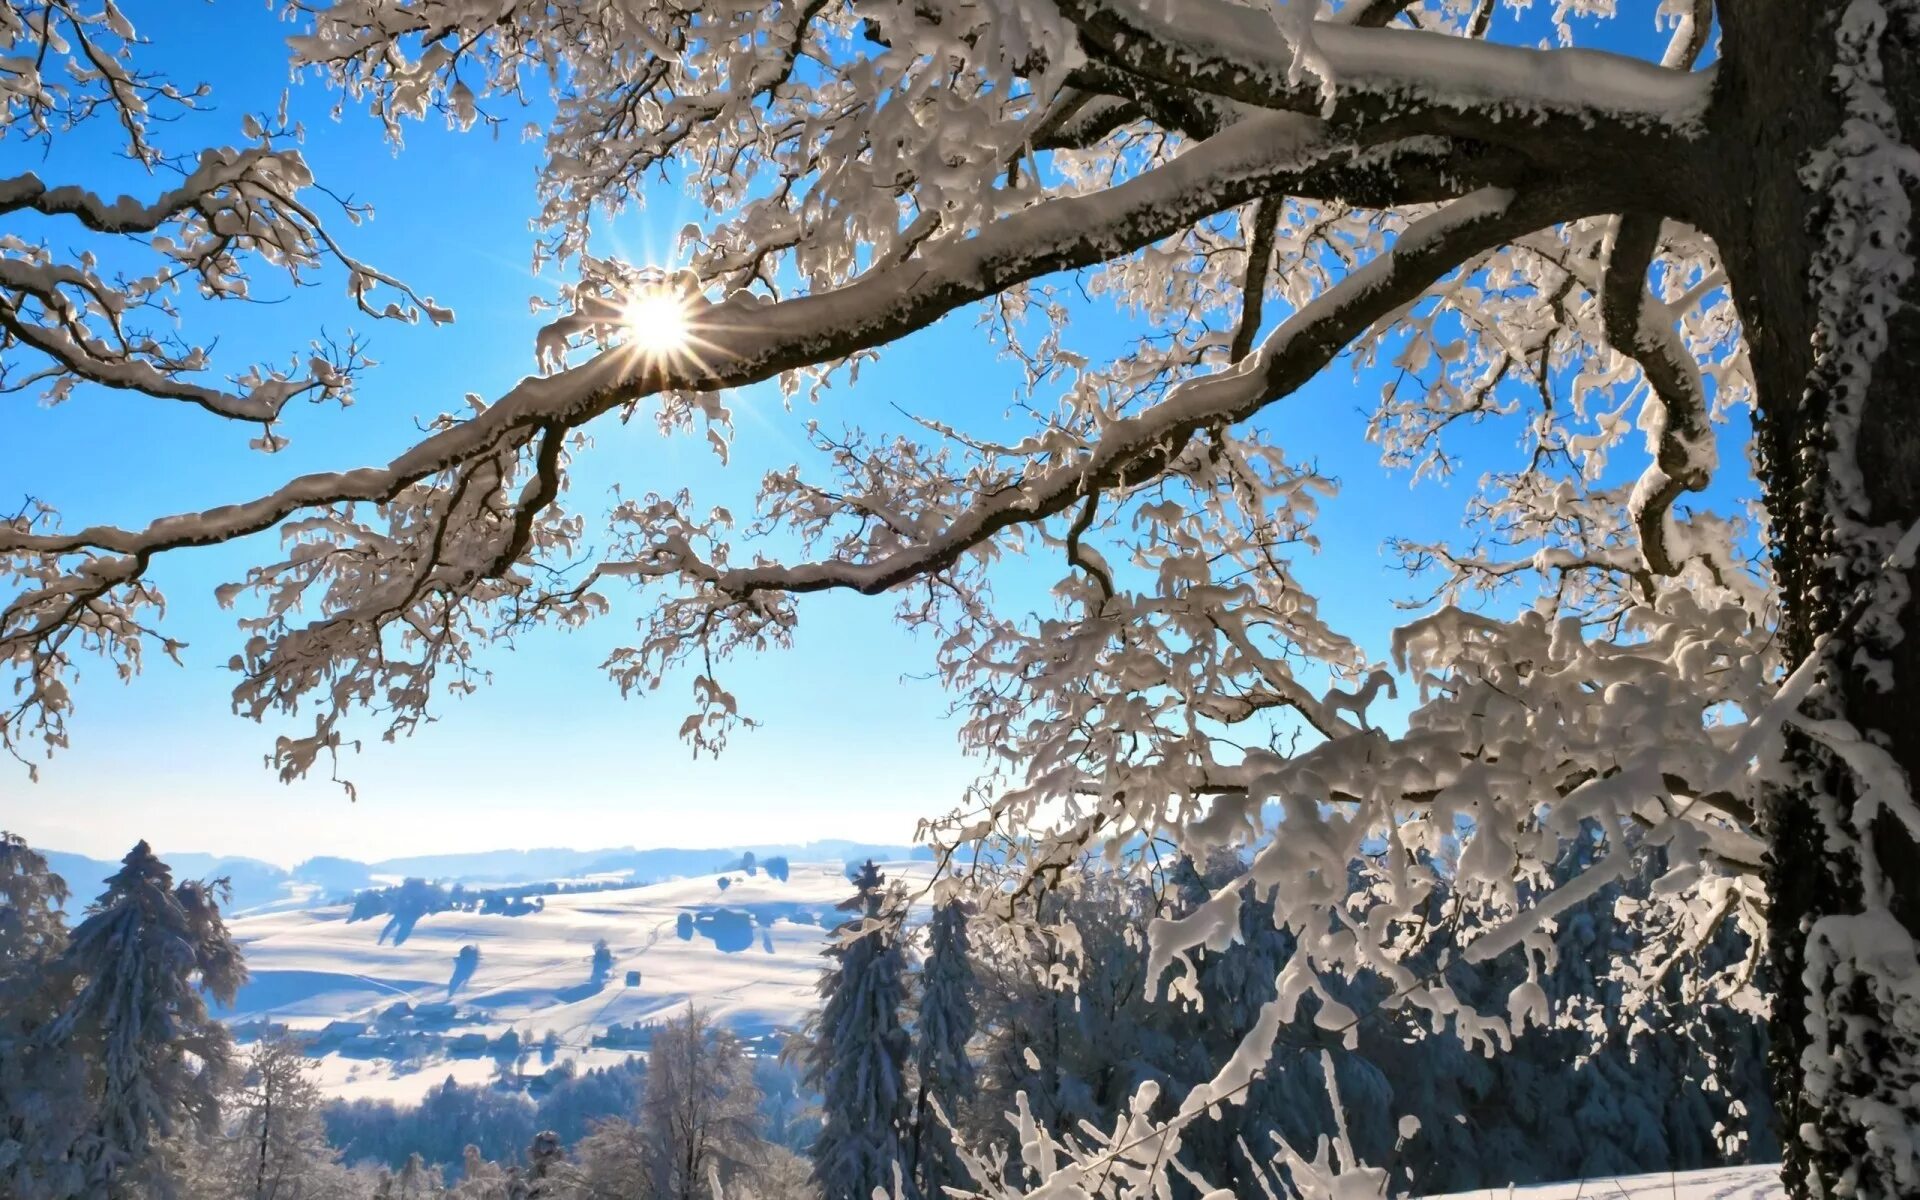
907, 898, 976, 1199
0, 833, 81, 1200
960, 848, 1776, 1197
49, 840, 247, 1198
0, 831, 69, 974
971, 873, 1179, 1161
808, 860, 911, 1200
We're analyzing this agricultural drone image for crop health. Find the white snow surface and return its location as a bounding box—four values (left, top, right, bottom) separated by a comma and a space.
220, 861, 931, 1102
1421, 1165, 1783, 1200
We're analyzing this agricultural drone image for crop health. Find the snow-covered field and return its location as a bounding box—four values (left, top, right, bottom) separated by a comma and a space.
1425, 1165, 1783, 1200
221, 860, 931, 1102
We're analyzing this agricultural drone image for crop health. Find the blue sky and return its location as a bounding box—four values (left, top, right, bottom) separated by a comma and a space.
1, 2, 1726, 865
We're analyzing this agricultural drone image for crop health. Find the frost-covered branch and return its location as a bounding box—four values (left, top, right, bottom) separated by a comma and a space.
0, 113, 1520, 772
1602, 213, 1714, 579
1057, 0, 1714, 154
3, 117, 1468, 563
0, 4, 444, 429
615, 188, 1553, 604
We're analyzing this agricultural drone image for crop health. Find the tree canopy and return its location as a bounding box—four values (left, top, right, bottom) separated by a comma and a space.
4, 2, 1919, 1197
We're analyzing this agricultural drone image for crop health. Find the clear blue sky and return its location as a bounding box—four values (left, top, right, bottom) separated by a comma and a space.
1, 2, 1723, 865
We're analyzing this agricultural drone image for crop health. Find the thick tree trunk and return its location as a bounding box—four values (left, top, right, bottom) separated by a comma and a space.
1714, 2, 1920, 1197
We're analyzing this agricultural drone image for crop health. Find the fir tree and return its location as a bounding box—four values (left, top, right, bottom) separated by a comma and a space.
0, 832, 81, 1200
907, 898, 976, 1200
50, 841, 247, 1198
808, 860, 911, 1200
0, 830, 69, 974
962, 850, 1775, 1197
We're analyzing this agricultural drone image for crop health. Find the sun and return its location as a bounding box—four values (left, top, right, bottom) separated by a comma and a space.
622, 289, 694, 357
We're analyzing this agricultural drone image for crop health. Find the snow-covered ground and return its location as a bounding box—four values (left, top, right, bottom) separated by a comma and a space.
1424, 1165, 1783, 1200
221, 860, 931, 1101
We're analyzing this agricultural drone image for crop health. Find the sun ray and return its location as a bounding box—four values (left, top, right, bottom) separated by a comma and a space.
622, 289, 695, 358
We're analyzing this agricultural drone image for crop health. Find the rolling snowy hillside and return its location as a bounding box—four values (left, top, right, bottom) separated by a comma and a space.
220, 860, 931, 1101
43, 841, 935, 916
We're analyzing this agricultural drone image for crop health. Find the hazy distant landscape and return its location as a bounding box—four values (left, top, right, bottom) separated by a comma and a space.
232, 859, 928, 1102
41, 840, 936, 916
35, 841, 938, 1105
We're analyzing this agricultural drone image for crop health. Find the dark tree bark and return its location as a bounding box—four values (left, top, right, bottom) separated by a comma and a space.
1711, 3, 1920, 1197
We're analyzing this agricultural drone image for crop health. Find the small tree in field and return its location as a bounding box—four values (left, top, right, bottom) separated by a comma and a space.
219, 1037, 343, 1200
4, 2, 1920, 1196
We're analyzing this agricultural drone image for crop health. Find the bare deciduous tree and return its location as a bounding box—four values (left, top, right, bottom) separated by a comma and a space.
642, 1008, 763, 1200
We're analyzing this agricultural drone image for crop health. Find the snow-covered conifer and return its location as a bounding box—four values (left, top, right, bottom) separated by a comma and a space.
808, 861, 911, 1199
0, 833, 83, 1199
221, 1037, 342, 1200
0, 831, 68, 973
907, 898, 976, 1199
47, 841, 245, 1198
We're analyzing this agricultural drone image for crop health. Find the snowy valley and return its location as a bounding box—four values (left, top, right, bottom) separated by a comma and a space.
210, 859, 932, 1103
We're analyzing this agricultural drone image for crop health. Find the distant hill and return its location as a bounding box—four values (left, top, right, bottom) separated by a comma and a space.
40, 839, 935, 914
293, 856, 378, 896
42, 851, 119, 907
45, 849, 298, 915
344, 841, 932, 886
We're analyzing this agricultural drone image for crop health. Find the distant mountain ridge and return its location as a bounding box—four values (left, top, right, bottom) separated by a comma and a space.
44, 850, 298, 916
355, 839, 934, 883
42, 839, 934, 915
